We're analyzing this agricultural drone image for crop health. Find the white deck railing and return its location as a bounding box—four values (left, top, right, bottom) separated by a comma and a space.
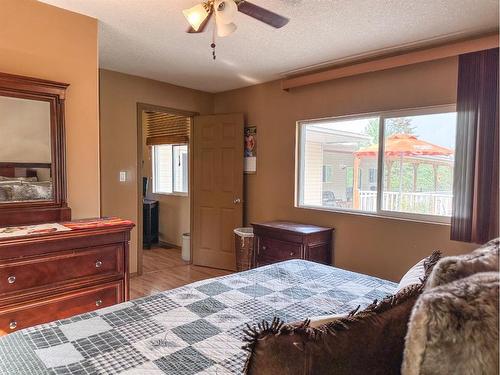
359, 191, 453, 216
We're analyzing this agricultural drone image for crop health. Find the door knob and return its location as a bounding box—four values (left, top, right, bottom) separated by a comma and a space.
233, 198, 241, 204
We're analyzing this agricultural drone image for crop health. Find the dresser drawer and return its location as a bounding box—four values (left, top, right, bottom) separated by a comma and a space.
0, 281, 122, 335
257, 237, 302, 264
0, 245, 124, 295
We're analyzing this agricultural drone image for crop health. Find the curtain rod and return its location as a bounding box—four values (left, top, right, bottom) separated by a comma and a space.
281, 34, 499, 91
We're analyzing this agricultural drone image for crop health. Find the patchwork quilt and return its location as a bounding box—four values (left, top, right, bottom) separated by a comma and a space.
0, 260, 397, 375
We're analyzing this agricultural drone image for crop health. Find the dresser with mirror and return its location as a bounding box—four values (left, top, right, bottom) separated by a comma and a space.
0, 72, 133, 335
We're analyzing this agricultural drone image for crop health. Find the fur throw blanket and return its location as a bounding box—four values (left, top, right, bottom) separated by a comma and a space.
402, 272, 499, 375
426, 238, 499, 289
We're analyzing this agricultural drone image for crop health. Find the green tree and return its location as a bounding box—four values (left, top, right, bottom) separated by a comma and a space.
364, 117, 415, 144
385, 117, 416, 137
416, 165, 434, 191
436, 165, 453, 191
364, 119, 380, 144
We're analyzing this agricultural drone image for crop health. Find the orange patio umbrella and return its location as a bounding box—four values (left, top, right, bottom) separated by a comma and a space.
352, 134, 453, 209
355, 133, 453, 158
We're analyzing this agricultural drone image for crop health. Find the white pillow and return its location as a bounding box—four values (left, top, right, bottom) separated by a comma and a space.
307, 313, 346, 328
397, 258, 427, 292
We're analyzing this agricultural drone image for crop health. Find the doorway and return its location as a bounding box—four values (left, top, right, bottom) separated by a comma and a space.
136, 105, 244, 275
136, 103, 196, 276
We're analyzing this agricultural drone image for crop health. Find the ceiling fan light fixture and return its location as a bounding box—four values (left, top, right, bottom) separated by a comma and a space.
216, 21, 237, 37
215, 0, 238, 24
183, 0, 290, 59
182, 3, 210, 31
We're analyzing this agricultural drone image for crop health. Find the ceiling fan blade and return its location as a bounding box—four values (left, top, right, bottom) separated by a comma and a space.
237, 1, 289, 28
186, 11, 213, 33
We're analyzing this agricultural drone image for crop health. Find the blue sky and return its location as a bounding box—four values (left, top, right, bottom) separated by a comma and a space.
318, 111, 457, 149
410, 112, 456, 149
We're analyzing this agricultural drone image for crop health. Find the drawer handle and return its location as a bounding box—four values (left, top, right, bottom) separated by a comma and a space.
95, 299, 103, 307
290, 252, 294, 257
262, 246, 267, 251
9, 321, 17, 330
95, 260, 103, 269
7, 276, 16, 284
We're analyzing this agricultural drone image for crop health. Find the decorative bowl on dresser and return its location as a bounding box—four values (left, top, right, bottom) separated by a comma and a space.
252, 221, 334, 268
0, 218, 134, 335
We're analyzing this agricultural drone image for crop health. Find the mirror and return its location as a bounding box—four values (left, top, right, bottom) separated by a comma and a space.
0, 96, 53, 202
0, 72, 70, 226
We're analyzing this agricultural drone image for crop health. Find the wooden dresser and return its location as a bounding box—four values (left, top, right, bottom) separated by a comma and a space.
252, 221, 334, 268
0, 219, 134, 335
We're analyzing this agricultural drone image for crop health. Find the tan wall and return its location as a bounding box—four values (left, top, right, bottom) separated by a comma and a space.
0, 0, 100, 218
156, 195, 190, 247
100, 69, 213, 273
214, 57, 476, 281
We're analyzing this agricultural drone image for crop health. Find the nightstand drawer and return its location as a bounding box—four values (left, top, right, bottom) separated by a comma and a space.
257, 237, 301, 263
0, 245, 123, 295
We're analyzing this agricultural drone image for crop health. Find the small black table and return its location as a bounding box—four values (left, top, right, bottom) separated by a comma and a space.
143, 199, 159, 249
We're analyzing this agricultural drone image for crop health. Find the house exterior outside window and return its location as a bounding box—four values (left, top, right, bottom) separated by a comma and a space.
297, 106, 457, 222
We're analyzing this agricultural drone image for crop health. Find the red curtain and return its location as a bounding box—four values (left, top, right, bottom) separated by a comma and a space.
451, 48, 499, 244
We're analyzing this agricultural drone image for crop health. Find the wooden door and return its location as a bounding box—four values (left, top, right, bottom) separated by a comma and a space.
192, 113, 244, 270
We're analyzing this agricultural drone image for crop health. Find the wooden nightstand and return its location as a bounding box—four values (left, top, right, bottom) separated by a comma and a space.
143, 199, 159, 249
252, 221, 334, 268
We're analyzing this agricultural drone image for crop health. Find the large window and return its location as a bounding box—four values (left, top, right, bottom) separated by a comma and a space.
153, 144, 188, 195
297, 106, 457, 222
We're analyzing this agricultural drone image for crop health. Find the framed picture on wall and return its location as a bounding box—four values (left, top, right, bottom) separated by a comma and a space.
244, 126, 257, 174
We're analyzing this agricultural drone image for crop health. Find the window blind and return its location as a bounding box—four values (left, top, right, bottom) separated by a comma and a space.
145, 111, 190, 146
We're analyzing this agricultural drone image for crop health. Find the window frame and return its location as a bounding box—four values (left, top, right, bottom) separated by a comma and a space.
152, 143, 189, 197
172, 144, 189, 195
295, 104, 457, 224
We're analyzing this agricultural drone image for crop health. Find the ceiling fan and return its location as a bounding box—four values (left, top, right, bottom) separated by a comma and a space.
183, 0, 289, 59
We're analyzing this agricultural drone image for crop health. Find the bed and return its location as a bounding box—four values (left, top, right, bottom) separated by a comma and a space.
0, 162, 53, 202
0, 260, 396, 374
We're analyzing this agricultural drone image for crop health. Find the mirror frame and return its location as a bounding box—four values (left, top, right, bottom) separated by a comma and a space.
0, 72, 71, 225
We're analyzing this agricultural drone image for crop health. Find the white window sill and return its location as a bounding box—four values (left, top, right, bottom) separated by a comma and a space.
153, 192, 189, 198
297, 204, 451, 226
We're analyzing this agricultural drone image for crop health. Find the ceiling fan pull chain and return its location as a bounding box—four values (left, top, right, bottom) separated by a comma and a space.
211, 11, 217, 60
211, 42, 216, 60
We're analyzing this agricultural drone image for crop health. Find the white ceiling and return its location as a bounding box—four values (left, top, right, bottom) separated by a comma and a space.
39, 0, 499, 93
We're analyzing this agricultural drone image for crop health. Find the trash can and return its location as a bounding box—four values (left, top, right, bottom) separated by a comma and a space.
234, 227, 254, 271
182, 233, 190, 261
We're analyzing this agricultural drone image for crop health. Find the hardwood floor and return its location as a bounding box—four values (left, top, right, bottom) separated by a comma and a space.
130, 247, 232, 299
